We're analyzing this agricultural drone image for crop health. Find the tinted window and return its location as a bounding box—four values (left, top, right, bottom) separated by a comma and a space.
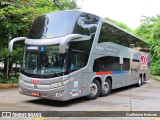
93, 56, 130, 72
69, 40, 92, 53
132, 37, 140, 48
74, 13, 100, 38
22, 45, 67, 77
69, 50, 88, 71
28, 11, 79, 39
98, 22, 149, 50
140, 40, 150, 53
68, 40, 91, 72
123, 58, 130, 70
99, 23, 132, 47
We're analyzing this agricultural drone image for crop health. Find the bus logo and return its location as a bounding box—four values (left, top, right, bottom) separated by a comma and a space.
140, 54, 148, 66
32, 79, 40, 84
34, 84, 37, 89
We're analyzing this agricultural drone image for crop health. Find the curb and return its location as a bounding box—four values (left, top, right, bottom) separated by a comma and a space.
150, 75, 160, 81
0, 84, 18, 89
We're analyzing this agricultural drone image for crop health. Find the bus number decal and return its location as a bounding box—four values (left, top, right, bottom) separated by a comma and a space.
32, 79, 40, 84
140, 54, 148, 67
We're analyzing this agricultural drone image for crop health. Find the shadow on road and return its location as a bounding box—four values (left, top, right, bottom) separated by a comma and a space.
25, 97, 87, 107
24, 82, 147, 107
111, 84, 137, 94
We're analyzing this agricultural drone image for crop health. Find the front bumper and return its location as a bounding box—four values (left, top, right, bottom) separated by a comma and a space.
19, 81, 70, 101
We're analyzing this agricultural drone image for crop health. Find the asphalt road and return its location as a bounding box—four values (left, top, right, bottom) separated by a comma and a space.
0, 78, 160, 120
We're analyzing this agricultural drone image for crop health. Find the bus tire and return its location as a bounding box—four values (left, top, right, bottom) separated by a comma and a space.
137, 75, 142, 87
142, 74, 146, 84
141, 75, 144, 85
86, 79, 101, 100
100, 79, 111, 97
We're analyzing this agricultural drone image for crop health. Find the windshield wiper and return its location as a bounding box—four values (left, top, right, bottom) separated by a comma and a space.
23, 66, 36, 70
54, 72, 60, 77
33, 68, 37, 73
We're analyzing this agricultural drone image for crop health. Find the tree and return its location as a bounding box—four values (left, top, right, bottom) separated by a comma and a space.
0, 0, 78, 81
134, 15, 160, 75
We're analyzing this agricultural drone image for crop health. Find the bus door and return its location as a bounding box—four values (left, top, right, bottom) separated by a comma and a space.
130, 68, 137, 84
120, 57, 132, 86
68, 50, 88, 98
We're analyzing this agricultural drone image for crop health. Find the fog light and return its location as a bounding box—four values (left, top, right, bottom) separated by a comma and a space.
56, 90, 64, 97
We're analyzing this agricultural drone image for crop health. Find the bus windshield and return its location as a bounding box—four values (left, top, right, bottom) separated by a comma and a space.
28, 11, 79, 39
22, 45, 67, 75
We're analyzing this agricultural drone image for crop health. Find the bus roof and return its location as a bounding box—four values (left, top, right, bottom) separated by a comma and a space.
37, 10, 148, 45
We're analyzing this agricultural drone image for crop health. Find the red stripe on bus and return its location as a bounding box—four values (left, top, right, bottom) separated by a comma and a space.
96, 71, 112, 75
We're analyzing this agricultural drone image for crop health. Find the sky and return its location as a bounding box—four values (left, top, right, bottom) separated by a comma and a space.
76, 0, 160, 30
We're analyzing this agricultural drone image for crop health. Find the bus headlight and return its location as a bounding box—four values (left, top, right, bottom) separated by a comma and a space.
50, 79, 71, 88
51, 82, 63, 88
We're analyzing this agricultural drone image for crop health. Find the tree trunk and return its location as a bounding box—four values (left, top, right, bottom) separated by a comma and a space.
3, 56, 14, 80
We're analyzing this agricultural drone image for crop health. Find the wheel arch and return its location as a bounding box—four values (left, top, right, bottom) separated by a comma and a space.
105, 76, 112, 87
93, 77, 102, 87
139, 73, 143, 79
143, 73, 146, 81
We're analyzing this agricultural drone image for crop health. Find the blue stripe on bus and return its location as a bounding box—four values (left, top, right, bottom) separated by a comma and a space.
112, 71, 130, 74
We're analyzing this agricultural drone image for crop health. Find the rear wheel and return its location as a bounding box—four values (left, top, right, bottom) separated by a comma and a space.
142, 74, 146, 84
137, 75, 142, 87
86, 79, 101, 100
141, 75, 144, 85
100, 79, 111, 97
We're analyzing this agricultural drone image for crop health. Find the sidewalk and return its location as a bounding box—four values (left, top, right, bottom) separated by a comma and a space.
0, 84, 18, 89
150, 75, 160, 81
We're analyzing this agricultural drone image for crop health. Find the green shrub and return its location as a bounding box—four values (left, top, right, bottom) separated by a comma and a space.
151, 59, 160, 75
8, 76, 18, 84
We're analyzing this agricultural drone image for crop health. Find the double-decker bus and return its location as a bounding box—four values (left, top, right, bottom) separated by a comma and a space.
9, 10, 150, 101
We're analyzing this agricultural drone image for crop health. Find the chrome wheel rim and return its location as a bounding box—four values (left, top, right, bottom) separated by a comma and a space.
90, 82, 98, 96
102, 82, 109, 93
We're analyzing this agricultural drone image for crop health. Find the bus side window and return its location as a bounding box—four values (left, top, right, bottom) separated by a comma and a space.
69, 50, 88, 72
93, 56, 130, 72
98, 22, 132, 47
68, 40, 91, 72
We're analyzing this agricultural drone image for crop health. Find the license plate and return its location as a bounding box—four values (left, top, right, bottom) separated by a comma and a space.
31, 92, 40, 97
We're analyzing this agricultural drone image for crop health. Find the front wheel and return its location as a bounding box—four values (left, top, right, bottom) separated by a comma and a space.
86, 79, 101, 100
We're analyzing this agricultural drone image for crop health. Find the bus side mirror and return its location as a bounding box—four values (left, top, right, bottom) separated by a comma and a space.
8, 37, 26, 52
59, 34, 91, 53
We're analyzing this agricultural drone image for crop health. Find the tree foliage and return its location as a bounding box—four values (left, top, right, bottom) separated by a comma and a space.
0, 0, 78, 81
106, 16, 160, 75
134, 15, 160, 75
